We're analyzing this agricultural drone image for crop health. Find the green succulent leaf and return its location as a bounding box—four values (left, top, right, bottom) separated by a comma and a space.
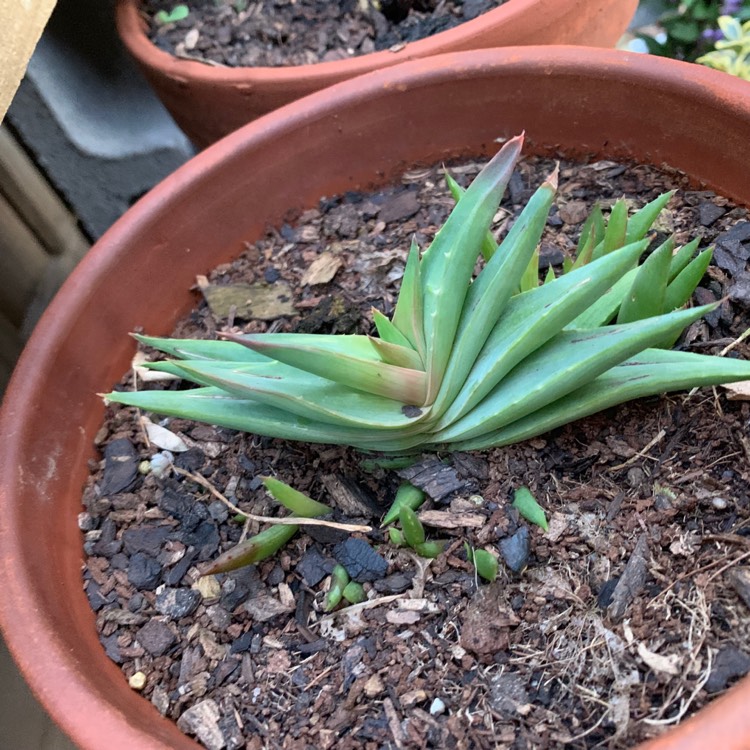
342, 581, 367, 604
420, 134, 524, 402
399, 504, 426, 548
431, 169, 557, 417
436, 303, 714, 443
453, 348, 750, 451
664, 248, 713, 313
512, 487, 549, 531
439, 239, 649, 426
372, 309, 415, 351
156, 359, 421, 429
261, 476, 331, 517
325, 564, 350, 611
413, 540, 448, 558
445, 171, 498, 262
222, 332, 428, 404
382, 481, 426, 527
472, 548, 499, 582
392, 238, 426, 357
203, 523, 298, 575
617, 233, 674, 323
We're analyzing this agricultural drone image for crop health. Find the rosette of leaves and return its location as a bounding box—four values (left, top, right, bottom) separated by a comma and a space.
107, 134, 750, 453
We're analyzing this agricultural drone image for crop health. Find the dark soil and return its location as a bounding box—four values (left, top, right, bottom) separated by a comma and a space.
143, 0, 505, 67
84, 153, 750, 750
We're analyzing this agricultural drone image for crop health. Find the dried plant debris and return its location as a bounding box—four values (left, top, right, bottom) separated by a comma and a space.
87, 154, 750, 748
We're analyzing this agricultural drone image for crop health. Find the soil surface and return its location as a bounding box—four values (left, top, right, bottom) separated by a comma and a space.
84, 153, 750, 749
142, 0, 505, 67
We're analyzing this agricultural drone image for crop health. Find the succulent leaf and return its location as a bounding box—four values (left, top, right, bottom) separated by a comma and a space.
431, 171, 557, 417
453, 348, 750, 451
439, 240, 649, 425
372, 309, 415, 351
420, 134, 524, 401
435, 303, 714, 443
222, 332, 428, 404
391, 238, 426, 357
616, 234, 674, 323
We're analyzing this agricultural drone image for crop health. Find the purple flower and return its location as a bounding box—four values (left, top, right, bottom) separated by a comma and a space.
721, 0, 742, 15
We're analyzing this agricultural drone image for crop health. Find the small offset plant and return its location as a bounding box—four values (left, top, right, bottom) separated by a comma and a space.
107, 134, 750, 456
154, 4, 190, 24
697, 15, 750, 79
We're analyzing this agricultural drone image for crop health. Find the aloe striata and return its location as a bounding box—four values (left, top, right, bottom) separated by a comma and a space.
107, 135, 750, 453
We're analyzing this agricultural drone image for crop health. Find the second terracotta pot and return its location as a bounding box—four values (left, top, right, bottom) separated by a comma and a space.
116, 0, 638, 147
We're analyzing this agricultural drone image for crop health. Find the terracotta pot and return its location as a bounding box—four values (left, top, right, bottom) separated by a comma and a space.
2, 47, 750, 750
115, 0, 638, 147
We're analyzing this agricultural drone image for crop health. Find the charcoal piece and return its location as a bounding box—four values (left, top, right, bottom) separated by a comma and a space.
537, 243, 565, 270
136, 618, 176, 657
373, 571, 415, 594
728, 273, 750, 305
180, 520, 220, 561
155, 588, 202, 619
377, 189, 420, 223
597, 578, 619, 609
164, 548, 198, 586
100, 633, 122, 664
698, 202, 725, 227
296, 546, 335, 587
305, 522, 348, 546
705, 645, 750, 693
93, 518, 122, 558
229, 631, 254, 655
500, 528, 530, 573
122, 524, 170, 557
693, 287, 721, 327
398, 457, 465, 503
716, 220, 750, 253
489, 672, 530, 716
174, 447, 207, 472
220, 566, 263, 612
100, 438, 138, 495
713, 246, 744, 276
128, 552, 163, 590
333, 538, 388, 583
86, 581, 115, 612
158, 486, 210, 532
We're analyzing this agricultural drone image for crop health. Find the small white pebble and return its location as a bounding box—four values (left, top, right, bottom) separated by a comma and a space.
712, 497, 729, 510
184, 28, 200, 50
129, 671, 147, 691
429, 697, 446, 716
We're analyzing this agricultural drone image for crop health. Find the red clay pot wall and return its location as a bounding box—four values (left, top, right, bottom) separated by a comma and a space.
2, 48, 750, 750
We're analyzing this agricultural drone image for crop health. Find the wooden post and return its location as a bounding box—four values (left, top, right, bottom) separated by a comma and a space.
0, 0, 58, 123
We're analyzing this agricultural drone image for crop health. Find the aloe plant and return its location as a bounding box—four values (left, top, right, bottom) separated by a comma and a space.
106, 134, 750, 453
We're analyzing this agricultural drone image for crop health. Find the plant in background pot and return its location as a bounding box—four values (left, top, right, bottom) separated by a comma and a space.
115, 0, 638, 147
3, 46, 750, 750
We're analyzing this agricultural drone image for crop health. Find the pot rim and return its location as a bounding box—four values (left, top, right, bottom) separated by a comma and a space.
115, 0, 635, 83
2, 46, 750, 750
